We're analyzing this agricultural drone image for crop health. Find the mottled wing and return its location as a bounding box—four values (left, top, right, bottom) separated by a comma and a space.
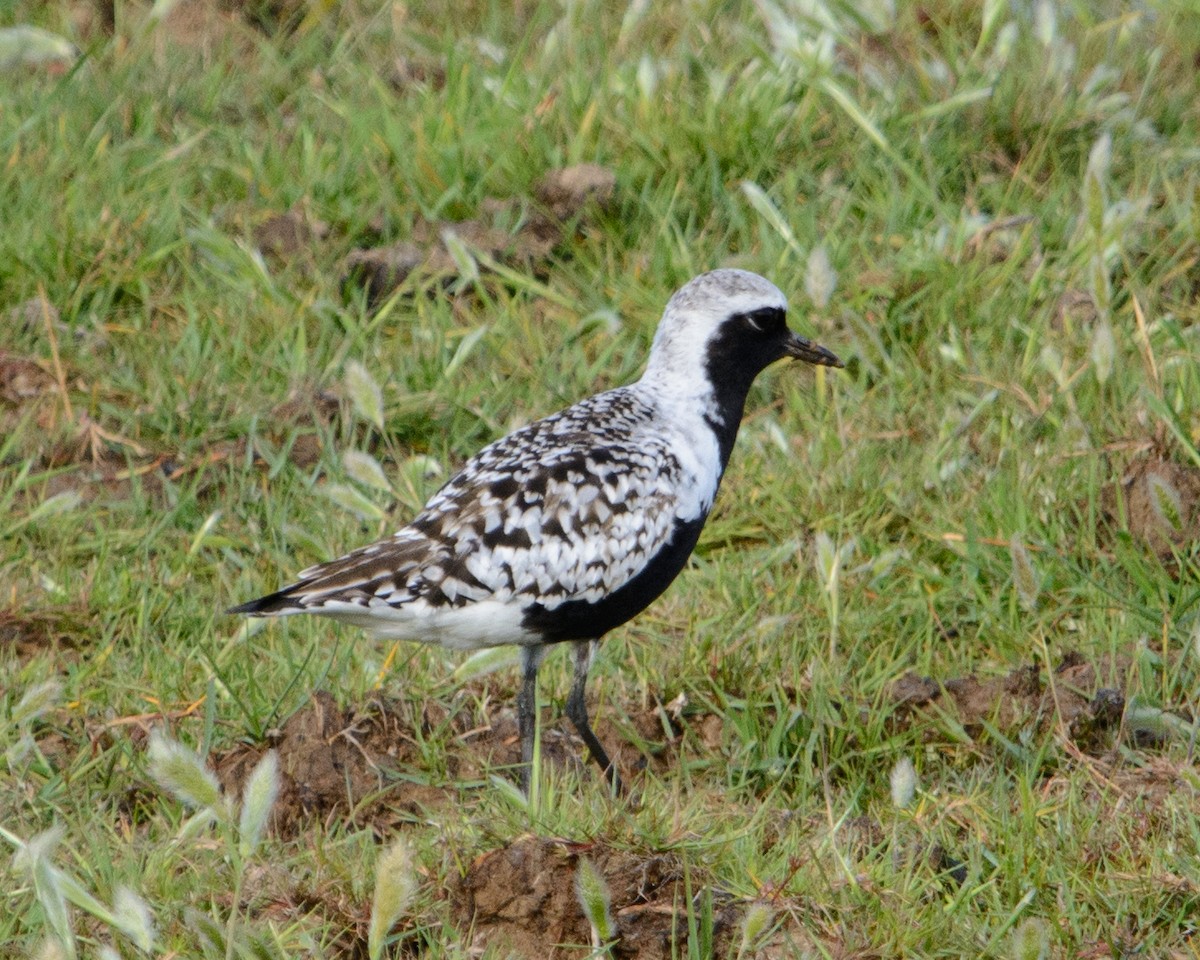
408, 436, 684, 610
226, 528, 454, 614
232, 388, 687, 616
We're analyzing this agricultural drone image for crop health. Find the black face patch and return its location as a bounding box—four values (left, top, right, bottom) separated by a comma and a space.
703, 307, 793, 466
738, 306, 787, 334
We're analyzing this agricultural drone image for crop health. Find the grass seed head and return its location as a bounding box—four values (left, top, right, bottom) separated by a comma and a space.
237, 749, 279, 860
575, 856, 615, 947
12, 680, 62, 728
368, 837, 418, 960
1146, 473, 1184, 532
1011, 917, 1050, 960
805, 245, 837, 310
344, 360, 385, 430
890, 756, 918, 810
736, 902, 774, 958
1009, 534, 1041, 613
147, 731, 222, 813
112, 887, 156, 953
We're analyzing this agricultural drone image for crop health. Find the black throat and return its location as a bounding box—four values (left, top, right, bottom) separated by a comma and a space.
701, 324, 786, 469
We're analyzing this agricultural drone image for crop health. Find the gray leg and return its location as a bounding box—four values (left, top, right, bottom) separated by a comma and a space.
516, 648, 540, 792
565, 640, 621, 792
517, 645, 542, 793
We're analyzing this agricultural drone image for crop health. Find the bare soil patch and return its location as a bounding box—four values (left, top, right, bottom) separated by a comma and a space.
534, 163, 619, 220
216, 690, 439, 835
214, 649, 1145, 839
32, 426, 173, 506
0, 347, 172, 503
159, 0, 259, 58
389, 54, 447, 93
252, 208, 331, 262
8, 384, 339, 512
213, 688, 700, 834
0, 350, 56, 405
594, 704, 686, 780
1101, 454, 1200, 557
223, 385, 341, 471
447, 834, 805, 959
0, 607, 92, 662
342, 164, 616, 305
889, 651, 1128, 753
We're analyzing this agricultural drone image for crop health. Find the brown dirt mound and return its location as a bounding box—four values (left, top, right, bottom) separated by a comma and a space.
216, 691, 446, 834
448, 835, 804, 959
252, 208, 330, 261
214, 690, 692, 834
342, 164, 616, 305
594, 695, 704, 779
160, 0, 259, 57
252, 385, 341, 469
23, 385, 338, 510
534, 164, 618, 220
389, 54, 447, 93
888, 652, 1126, 753
0, 607, 92, 662
1102, 455, 1200, 557
0, 350, 56, 403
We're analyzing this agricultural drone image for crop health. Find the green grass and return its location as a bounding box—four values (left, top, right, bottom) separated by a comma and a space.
2, 0, 1199, 956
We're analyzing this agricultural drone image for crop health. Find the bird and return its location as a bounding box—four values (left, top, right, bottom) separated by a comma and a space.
229, 269, 843, 792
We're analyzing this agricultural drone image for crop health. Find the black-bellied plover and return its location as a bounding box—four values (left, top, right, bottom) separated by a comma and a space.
230, 269, 843, 792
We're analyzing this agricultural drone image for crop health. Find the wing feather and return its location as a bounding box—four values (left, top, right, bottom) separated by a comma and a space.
236, 387, 700, 616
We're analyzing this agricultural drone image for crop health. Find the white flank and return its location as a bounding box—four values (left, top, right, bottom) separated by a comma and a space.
307, 599, 538, 649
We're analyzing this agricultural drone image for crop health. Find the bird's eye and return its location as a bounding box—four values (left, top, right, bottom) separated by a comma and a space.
743, 307, 785, 333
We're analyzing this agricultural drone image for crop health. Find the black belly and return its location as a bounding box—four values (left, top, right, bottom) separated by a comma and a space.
520, 514, 708, 643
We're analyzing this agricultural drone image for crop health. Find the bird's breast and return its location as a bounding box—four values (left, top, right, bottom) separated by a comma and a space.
656, 410, 725, 521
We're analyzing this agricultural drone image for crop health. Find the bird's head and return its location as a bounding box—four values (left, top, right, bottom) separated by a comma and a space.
643, 269, 843, 395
